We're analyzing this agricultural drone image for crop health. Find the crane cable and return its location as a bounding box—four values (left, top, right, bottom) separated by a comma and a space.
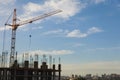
2, 11, 13, 51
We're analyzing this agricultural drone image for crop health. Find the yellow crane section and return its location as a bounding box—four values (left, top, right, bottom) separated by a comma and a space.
5, 9, 62, 67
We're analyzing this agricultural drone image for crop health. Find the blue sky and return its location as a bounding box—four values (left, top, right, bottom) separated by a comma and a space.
0, 0, 120, 75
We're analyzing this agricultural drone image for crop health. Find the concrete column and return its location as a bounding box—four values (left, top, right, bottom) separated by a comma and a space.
3, 69, 7, 80
58, 64, 61, 80
14, 69, 16, 80
24, 70, 28, 80
53, 64, 55, 80
24, 61, 29, 80
34, 61, 38, 69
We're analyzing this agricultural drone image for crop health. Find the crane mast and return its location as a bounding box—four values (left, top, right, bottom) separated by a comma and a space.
7, 9, 62, 67
10, 9, 17, 67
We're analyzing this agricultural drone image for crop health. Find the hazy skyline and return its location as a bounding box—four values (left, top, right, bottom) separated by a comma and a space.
0, 0, 120, 75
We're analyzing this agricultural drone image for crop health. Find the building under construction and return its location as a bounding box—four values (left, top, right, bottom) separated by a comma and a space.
0, 9, 62, 80
0, 54, 61, 80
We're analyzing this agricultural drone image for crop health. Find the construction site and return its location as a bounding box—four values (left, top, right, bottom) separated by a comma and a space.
0, 9, 62, 80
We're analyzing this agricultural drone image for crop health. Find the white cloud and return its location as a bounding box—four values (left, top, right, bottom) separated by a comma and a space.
87, 47, 120, 52
44, 0, 86, 19
95, 0, 105, 4
16, 49, 73, 62
62, 61, 120, 75
18, 0, 85, 31
22, 2, 42, 17
31, 26, 43, 30
0, 0, 15, 5
21, 0, 86, 20
19, 49, 73, 56
0, 0, 16, 33
73, 43, 85, 47
67, 29, 87, 38
0, 0, 15, 16
42, 27, 103, 38
67, 27, 103, 38
18, 25, 43, 32
0, 26, 11, 31
43, 29, 64, 35
87, 27, 103, 34
13, 49, 73, 64
91, 0, 105, 4
3, 49, 73, 67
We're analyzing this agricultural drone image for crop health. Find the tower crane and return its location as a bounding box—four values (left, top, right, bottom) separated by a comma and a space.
5, 9, 62, 67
